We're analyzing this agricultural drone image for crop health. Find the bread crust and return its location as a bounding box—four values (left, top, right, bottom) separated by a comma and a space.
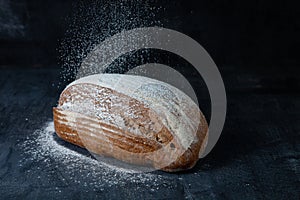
53, 75, 208, 172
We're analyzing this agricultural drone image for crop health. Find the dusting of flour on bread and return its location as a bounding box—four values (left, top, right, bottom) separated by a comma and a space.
62, 74, 201, 149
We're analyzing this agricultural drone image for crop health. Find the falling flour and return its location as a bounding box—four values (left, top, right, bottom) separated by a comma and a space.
19, 121, 177, 191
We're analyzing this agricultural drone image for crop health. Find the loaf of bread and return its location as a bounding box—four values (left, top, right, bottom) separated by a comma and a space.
53, 74, 208, 172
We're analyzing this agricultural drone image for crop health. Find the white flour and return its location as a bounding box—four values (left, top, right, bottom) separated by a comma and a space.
63, 74, 201, 150
19, 121, 175, 190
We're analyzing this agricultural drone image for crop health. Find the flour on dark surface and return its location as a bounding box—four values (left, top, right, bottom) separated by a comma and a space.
19, 121, 178, 192
19, 121, 185, 198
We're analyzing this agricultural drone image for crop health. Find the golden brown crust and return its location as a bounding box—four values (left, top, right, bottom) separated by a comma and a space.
161, 113, 208, 172
53, 83, 208, 172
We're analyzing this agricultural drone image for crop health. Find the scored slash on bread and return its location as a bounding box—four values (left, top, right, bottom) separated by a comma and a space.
53, 74, 208, 172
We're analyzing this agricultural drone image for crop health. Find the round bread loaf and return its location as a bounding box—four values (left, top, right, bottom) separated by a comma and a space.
53, 74, 208, 172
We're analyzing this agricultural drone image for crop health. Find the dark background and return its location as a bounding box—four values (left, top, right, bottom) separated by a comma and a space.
0, 0, 299, 199
0, 0, 299, 68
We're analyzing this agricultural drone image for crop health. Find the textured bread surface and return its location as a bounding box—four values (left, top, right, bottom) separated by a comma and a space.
53, 74, 208, 172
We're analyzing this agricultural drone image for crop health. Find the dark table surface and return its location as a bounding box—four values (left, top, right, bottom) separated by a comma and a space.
0, 67, 299, 199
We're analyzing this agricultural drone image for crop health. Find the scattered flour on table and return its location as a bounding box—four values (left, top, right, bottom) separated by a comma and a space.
19, 121, 172, 190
